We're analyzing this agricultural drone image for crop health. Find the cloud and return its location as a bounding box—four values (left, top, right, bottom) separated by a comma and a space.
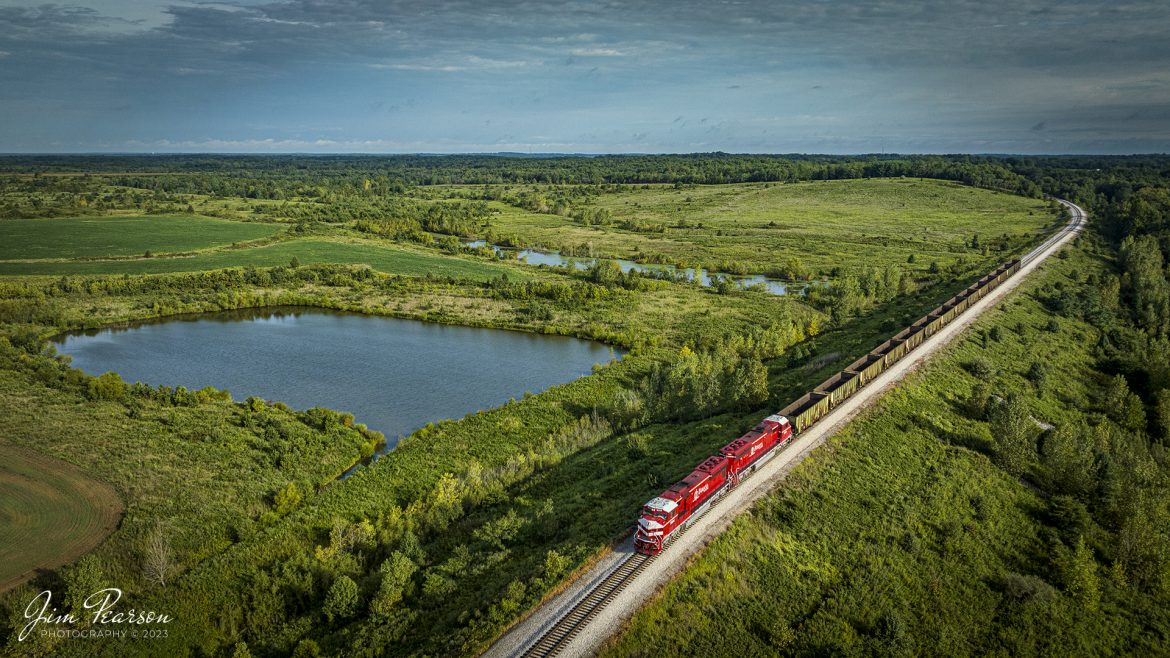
567, 47, 627, 57
1, 0, 1169, 153
369, 55, 531, 72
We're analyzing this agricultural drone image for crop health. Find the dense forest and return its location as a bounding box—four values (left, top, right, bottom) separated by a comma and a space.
0, 152, 1045, 195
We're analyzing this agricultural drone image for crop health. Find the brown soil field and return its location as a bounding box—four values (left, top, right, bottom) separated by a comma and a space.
0, 445, 124, 592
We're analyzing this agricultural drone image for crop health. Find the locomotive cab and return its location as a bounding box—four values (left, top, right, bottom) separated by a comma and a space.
635, 495, 681, 555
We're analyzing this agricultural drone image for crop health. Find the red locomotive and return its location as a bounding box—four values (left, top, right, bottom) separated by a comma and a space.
635, 414, 792, 555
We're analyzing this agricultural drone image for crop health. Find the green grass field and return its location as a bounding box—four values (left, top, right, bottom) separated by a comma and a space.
454, 179, 1057, 277
0, 445, 123, 592
0, 214, 283, 260
0, 238, 522, 281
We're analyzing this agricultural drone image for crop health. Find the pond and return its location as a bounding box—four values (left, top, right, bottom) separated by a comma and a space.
54, 308, 620, 458
464, 240, 796, 295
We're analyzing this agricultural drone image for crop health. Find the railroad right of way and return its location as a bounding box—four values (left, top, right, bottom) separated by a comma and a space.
483, 199, 1087, 658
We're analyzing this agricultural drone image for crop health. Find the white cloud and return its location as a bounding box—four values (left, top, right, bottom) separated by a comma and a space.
368, 55, 530, 72
369, 63, 467, 72
568, 47, 627, 57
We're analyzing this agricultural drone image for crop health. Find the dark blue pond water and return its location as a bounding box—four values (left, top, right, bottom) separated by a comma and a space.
54, 308, 620, 453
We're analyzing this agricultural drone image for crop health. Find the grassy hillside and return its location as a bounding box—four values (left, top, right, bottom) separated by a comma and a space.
602, 237, 1170, 656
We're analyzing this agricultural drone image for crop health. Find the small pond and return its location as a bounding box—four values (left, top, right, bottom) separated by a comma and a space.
54, 308, 620, 459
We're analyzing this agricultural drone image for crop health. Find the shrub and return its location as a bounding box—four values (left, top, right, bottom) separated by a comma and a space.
625, 433, 651, 460
87, 371, 126, 401
1000, 572, 1059, 604
1026, 361, 1051, 391
966, 357, 997, 381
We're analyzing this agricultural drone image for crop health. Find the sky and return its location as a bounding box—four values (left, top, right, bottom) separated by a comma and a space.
1, 0, 1168, 154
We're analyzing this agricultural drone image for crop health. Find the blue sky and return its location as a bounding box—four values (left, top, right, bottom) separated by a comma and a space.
1, 0, 1168, 153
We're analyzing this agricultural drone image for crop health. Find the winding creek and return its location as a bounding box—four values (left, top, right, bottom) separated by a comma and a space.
54, 308, 620, 463
465, 240, 800, 295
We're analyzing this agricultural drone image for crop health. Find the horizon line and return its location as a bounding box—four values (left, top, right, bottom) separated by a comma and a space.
0, 151, 1168, 158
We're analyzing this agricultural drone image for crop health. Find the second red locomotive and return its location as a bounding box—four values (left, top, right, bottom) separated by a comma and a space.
635, 414, 792, 555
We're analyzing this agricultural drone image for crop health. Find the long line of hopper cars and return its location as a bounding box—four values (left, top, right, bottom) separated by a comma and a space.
635, 258, 1023, 555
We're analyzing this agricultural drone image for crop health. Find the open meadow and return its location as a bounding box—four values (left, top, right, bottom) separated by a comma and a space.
440, 178, 1058, 278
0, 214, 283, 260
0, 237, 521, 280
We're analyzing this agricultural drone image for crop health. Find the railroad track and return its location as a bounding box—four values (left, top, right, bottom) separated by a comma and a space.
520, 552, 655, 658
492, 198, 1088, 658
519, 477, 744, 657
1024, 199, 1085, 265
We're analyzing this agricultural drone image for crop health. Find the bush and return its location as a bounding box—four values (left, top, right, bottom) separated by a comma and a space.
87, 371, 126, 401
999, 572, 1059, 604
1026, 361, 1051, 391
966, 357, 997, 381
625, 433, 651, 460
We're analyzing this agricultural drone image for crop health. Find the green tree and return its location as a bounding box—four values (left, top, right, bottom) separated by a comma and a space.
370, 551, 417, 617
990, 394, 1035, 476
1154, 388, 1170, 442
965, 381, 992, 419
543, 549, 571, 580
425, 473, 465, 532
292, 639, 321, 658
1104, 374, 1146, 432
1116, 497, 1170, 594
1060, 536, 1101, 612
274, 482, 302, 516
231, 642, 252, 658
472, 509, 527, 549
1026, 361, 1051, 392
1039, 423, 1096, 497
323, 575, 359, 622
62, 555, 105, 622
728, 358, 769, 409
